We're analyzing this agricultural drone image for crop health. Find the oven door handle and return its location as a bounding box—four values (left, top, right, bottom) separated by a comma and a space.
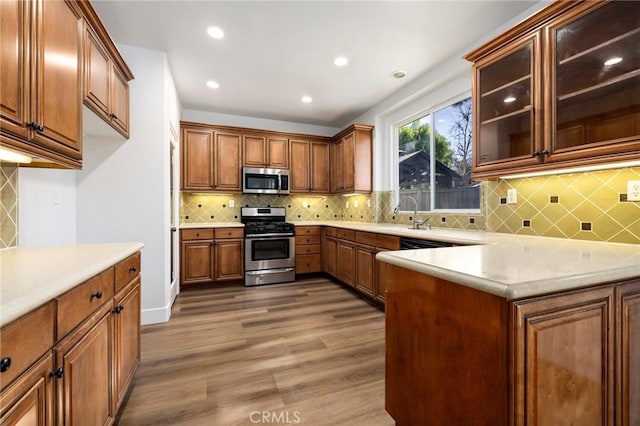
246, 268, 294, 276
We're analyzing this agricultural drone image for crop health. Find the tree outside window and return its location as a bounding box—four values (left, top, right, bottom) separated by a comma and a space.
397, 97, 479, 211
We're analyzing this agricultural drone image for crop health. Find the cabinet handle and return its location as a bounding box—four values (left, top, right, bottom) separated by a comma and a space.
0, 357, 11, 373
91, 291, 103, 300
27, 122, 44, 132
113, 304, 124, 314
110, 113, 118, 120
129, 266, 137, 272
50, 367, 64, 379
532, 151, 541, 157
541, 150, 549, 156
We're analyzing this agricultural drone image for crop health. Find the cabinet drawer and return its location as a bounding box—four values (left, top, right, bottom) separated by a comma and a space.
376, 234, 400, 250
214, 228, 244, 239
296, 235, 320, 246
57, 268, 115, 338
115, 252, 141, 292
0, 302, 55, 390
181, 229, 214, 240
296, 254, 322, 274
336, 229, 355, 241
296, 244, 321, 255
324, 227, 337, 238
295, 226, 321, 236
355, 231, 377, 247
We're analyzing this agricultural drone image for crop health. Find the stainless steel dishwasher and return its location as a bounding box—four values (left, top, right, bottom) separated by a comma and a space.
399, 237, 452, 250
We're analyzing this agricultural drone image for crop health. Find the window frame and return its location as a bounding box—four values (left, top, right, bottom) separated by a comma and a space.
393, 92, 480, 214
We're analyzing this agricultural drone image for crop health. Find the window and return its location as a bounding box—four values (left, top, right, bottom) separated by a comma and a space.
396, 96, 479, 212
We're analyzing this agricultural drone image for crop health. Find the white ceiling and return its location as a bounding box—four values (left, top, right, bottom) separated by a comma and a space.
93, 1, 538, 128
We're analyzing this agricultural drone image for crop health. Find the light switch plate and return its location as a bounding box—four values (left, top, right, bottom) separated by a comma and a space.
628, 180, 640, 201
507, 188, 517, 204
229, 199, 235, 208
354, 200, 359, 208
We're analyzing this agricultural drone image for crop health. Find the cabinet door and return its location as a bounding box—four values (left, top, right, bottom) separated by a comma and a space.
289, 139, 310, 192
243, 135, 266, 167
513, 287, 614, 426
214, 239, 243, 281
181, 241, 214, 285
112, 278, 141, 412
266, 137, 288, 168
336, 241, 355, 286
84, 28, 110, 119
616, 280, 640, 426
31, 0, 83, 160
181, 128, 213, 190
472, 32, 542, 176
0, 353, 53, 426
322, 237, 337, 277
110, 65, 129, 137
54, 307, 113, 426
310, 141, 330, 193
548, 1, 640, 161
355, 244, 375, 296
332, 140, 344, 192
341, 133, 355, 192
0, 0, 30, 141
214, 132, 241, 191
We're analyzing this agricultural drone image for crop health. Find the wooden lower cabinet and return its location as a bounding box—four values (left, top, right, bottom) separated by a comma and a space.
322, 231, 337, 277
180, 228, 244, 286
0, 252, 141, 426
0, 353, 54, 426
616, 280, 640, 426
355, 244, 375, 297
112, 278, 141, 412
54, 304, 113, 426
295, 226, 322, 274
214, 239, 243, 281
513, 286, 614, 426
384, 261, 638, 426
336, 240, 355, 287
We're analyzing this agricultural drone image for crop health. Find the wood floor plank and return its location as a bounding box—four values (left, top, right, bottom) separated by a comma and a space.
116, 278, 393, 426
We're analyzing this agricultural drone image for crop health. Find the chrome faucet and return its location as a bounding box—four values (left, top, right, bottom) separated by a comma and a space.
393, 196, 426, 229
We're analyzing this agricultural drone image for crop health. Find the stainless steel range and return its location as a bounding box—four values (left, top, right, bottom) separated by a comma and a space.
241, 207, 295, 286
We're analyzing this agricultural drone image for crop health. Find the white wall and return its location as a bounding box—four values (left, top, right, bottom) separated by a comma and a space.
17, 168, 77, 245
77, 44, 180, 325
182, 109, 340, 137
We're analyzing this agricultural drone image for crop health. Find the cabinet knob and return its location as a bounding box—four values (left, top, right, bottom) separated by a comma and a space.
541, 150, 549, 156
91, 291, 103, 300
196, 233, 200, 237
110, 113, 118, 120
113, 304, 124, 314
129, 266, 137, 272
532, 151, 541, 157
0, 357, 11, 373
50, 367, 64, 379
27, 122, 44, 132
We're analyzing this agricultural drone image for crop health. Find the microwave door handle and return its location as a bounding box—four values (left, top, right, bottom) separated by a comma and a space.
277, 174, 282, 193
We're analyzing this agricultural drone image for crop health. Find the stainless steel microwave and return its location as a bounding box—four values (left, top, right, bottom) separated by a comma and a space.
242, 167, 290, 195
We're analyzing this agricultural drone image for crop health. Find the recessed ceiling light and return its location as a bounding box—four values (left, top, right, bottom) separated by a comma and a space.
206, 80, 220, 89
391, 70, 407, 79
301, 96, 313, 103
207, 26, 224, 39
334, 56, 349, 67
604, 57, 622, 66
504, 96, 516, 103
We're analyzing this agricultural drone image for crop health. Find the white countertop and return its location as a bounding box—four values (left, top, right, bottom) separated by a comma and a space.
0, 242, 144, 327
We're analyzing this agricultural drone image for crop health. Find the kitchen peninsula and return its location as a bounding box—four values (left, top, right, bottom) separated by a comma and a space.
377, 236, 640, 425
0, 243, 143, 425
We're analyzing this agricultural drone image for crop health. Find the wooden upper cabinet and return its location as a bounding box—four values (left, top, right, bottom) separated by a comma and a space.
181, 127, 214, 190
331, 124, 372, 193
84, 25, 131, 138
243, 135, 288, 168
214, 132, 242, 191
290, 139, 310, 192
466, 0, 640, 178
310, 141, 330, 193
547, 1, 640, 162
0, 0, 83, 168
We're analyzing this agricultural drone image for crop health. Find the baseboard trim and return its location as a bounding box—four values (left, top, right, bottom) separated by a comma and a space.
141, 304, 171, 325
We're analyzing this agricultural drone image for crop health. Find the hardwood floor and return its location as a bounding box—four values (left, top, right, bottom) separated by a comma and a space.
116, 277, 393, 426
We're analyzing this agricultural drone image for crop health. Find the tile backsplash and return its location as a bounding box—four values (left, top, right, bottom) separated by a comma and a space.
485, 166, 640, 244
0, 164, 18, 248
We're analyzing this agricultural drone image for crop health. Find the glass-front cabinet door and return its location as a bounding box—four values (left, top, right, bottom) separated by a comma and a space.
472, 32, 542, 174
548, 1, 640, 161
